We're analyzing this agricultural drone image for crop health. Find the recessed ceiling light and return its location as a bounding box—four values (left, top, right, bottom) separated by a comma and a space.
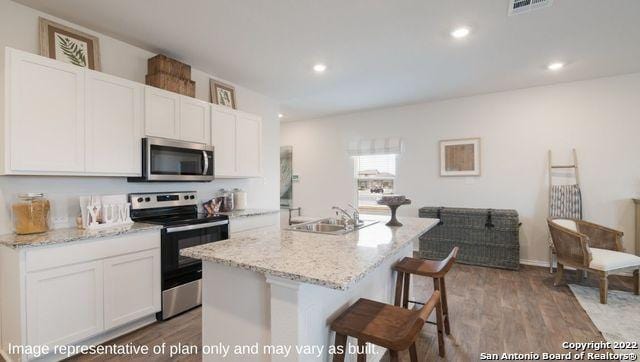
278, 113, 284, 119
313, 63, 327, 73
450, 27, 470, 39
547, 62, 564, 71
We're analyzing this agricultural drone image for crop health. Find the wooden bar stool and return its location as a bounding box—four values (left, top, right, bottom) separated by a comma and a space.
393, 247, 459, 351
331, 291, 441, 362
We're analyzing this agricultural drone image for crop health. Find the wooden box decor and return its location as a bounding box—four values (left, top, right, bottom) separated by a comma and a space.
146, 54, 195, 97
418, 207, 520, 270
145, 72, 195, 97
148, 54, 191, 79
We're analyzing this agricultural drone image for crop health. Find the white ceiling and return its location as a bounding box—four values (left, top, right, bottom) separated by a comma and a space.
15, 0, 640, 121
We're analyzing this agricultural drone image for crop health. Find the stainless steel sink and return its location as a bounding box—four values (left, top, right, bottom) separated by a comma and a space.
288, 218, 378, 235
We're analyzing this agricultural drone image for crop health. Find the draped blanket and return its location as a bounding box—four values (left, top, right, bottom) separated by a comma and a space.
549, 184, 582, 219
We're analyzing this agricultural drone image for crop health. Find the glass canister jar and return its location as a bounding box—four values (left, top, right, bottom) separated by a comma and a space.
216, 189, 234, 212
12, 193, 51, 235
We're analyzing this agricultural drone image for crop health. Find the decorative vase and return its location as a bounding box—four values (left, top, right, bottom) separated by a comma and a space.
377, 197, 411, 227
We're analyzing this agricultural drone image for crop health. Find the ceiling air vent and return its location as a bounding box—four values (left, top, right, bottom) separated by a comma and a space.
508, 0, 553, 15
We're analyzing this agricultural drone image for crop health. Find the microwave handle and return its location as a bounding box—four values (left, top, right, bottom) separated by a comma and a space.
202, 150, 209, 175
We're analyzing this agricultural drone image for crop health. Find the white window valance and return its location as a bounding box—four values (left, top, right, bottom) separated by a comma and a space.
347, 137, 404, 156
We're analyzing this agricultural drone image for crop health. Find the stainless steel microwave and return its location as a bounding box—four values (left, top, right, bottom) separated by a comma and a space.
128, 137, 214, 182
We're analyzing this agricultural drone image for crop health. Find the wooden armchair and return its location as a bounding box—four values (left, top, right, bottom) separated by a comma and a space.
547, 218, 640, 303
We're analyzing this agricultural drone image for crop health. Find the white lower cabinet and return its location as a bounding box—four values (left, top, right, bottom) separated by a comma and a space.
26, 260, 104, 348
0, 230, 161, 361
103, 249, 161, 329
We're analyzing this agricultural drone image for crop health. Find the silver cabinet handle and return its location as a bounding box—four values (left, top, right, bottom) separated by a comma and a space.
166, 220, 228, 233
202, 150, 209, 176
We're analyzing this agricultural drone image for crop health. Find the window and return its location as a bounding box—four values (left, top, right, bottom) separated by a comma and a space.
355, 154, 396, 209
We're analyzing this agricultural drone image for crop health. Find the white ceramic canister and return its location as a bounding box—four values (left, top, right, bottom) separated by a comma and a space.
233, 188, 247, 210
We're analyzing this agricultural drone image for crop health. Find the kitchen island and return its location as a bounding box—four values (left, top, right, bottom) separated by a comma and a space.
182, 215, 438, 361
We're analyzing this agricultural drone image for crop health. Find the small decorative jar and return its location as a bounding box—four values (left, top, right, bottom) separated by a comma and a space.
12, 193, 51, 235
221, 190, 235, 212
233, 188, 247, 210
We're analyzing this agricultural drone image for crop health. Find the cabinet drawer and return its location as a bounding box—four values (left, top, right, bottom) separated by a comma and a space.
26, 230, 160, 272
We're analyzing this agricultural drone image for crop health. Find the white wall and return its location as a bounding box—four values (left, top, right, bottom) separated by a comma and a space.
281, 73, 640, 264
0, 0, 280, 234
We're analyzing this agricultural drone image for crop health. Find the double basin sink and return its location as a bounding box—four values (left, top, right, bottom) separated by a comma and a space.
288, 218, 378, 235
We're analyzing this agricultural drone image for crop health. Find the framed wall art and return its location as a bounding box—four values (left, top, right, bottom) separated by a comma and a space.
210, 79, 237, 109
440, 138, 481, 176
39, 17, 101, 70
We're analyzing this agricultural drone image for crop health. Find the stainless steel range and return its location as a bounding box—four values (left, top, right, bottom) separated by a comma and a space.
129, 191, 229, 320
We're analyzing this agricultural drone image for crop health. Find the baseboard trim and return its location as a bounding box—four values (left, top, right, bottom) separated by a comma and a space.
519, 259, 549, 267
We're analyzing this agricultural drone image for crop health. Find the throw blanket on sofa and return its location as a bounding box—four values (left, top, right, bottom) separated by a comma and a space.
549, 184, 582, 219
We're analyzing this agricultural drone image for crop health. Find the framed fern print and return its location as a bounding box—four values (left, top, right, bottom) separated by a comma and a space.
39, 18, 101, 70
210, 79, 237, 109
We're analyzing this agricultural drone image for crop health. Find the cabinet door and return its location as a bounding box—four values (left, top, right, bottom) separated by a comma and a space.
86, 71, 143, 175
26, 261, 103, 347
104, 249, 160, 330
211, 106, 237, 177
144, 86, 180, 139
236, 113, 262, 177
180, 96, 211, 144
7, 48, 85, 173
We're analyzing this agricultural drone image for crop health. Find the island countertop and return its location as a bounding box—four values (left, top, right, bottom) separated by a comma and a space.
181, 216, 439, 290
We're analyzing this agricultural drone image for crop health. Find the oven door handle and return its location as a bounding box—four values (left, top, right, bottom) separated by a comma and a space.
165, 220, 229, 233
202, 150, 209, 176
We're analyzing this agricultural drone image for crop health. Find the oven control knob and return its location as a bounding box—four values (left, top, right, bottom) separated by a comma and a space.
145, 197, 151, 202
184, 196, 189, 200
190, 195, 195, 199
137, 197, 144, 203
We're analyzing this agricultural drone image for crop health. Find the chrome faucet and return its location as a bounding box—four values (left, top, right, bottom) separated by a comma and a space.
332, 205, 361, 225
346, 203, 361, 225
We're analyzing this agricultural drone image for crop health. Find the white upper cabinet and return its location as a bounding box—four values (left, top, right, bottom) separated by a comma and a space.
3, 48, 263, 178
85, 70, 143, 175
6, 48, 85, 173
180, 96, 211, 144
236, 112, 262, 177
211, 105, 237, 177
144, 87, 180, 139
211, 105, 262, 178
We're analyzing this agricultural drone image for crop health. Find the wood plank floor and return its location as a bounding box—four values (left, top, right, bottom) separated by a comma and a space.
61, 264, 634, 362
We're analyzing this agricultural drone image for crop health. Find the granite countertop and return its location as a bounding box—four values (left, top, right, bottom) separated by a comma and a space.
0, 222, 163, 249
218, 208, 280, 219
181, 216, 439, 290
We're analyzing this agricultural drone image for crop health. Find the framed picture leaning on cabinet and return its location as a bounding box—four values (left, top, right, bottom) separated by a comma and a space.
39, 17, 101, 70
210, 79, 237, 109
440, 137, 481, 176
